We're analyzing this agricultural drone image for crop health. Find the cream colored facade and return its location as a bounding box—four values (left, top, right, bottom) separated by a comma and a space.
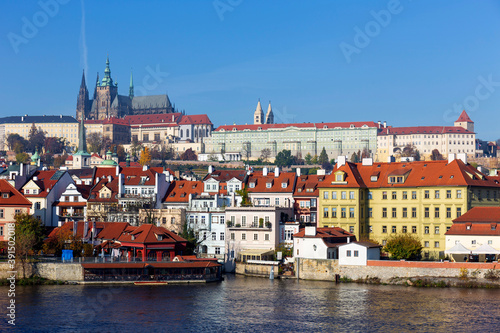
131, 125, 179, 146
1, 116, 79, 151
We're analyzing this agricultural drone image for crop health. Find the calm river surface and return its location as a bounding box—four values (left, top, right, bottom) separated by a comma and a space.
1, 275, 499, 332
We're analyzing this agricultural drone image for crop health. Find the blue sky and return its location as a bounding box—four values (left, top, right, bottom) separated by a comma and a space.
1, 0, 500, 139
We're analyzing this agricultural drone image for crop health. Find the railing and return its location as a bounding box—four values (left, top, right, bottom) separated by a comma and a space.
36, 256, 175, 264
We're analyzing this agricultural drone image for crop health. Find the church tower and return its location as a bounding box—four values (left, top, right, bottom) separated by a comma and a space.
76, 70, 90, 121
94, 56, 118, 120
253, 100, 264, 125
129, 70, 134, 99
72, 116, 91, 169
265, 101, 274, 124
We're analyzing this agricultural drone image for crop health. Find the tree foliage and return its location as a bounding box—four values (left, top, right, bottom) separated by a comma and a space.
180, 148, 197, 161
430, 149, 444, 161
7, 133, 28, 153
16, 152, 30, 164
275, 149, 294, 168
383, 233, 422, 260
139, 147, 152, 166
27, 123, 46, 153
401, 144, 421, 161
43, 228, 84, 257
53, 153, 68, 168
236, 186, 253, 207
15, 213, 45, 277
179, 222, 200, 255
304, 153, 313, 165
260, 148, 271, 163
44, 137, 65, 154
318, 147, 329, 165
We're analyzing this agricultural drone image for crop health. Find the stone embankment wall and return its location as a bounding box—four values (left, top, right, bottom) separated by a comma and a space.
0, 263, 83, 281
235, 262, 278, 277
296, 258, 500, 283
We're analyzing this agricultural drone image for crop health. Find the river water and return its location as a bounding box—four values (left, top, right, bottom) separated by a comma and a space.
1, 275, 499, 332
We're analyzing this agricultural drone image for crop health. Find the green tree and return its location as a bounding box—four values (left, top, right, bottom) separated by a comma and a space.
15, 213, 45, 278
7, 133, 28, 152
304, 153, 313, 165
236, 186, 253, 207
350, 152, 359, 163
179, 222, 200, 255
16, 152, 30, 164
383, 233, 423, 260
27, 123, 46, 153
275, 149, 294, 168
44, 137, 65, 154
318, 147, 329, 165
311, 155, 318, 164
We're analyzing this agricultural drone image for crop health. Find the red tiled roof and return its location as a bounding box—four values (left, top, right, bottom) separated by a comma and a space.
0, 179, 32, 207
294, 227, 355, 238
125, 113, 182, 126
319, 162, 366, 188
328, 159, 500, 189
163, 180, 203, 203
85, 117, 130, 126
178, 114, 212, 125
216, 121, 377, 132
118, 224, 186, 244
247, 170, 296, 193
293, 174, 325, 197
24, 170, 63, 198
378, 125, 474, 135
456, 110, 473, 123
452, 207, 500, 223
203, 170, 246, 182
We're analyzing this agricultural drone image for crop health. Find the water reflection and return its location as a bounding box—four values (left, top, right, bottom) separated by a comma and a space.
1, 276, 499, 332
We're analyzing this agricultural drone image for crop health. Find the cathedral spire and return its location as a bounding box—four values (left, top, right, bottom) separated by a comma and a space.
129, 70, 134, 99
101, 56, 114, 87
77, 70, 90, 121
80, 70, 87, 90
253, 99, 264, 125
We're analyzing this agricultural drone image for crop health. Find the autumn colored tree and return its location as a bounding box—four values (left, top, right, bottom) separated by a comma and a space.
260, 148, 271, 163
16, 152, 30, 164
139, 147, 152, 166
180, 148, 198, 161
53, 153, 68, 168
44, 137, 65, 154
430, 149, 444, 161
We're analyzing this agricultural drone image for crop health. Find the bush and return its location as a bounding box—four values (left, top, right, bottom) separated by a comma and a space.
383, 233, 422, 260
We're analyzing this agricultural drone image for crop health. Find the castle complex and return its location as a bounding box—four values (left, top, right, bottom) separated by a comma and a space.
76, 57, 176, 121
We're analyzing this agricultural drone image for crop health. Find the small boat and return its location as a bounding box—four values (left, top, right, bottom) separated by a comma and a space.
134, 281, 169, 286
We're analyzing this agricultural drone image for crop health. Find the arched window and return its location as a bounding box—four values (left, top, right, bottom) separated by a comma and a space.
186, 129, 189, 138
199, 129, 203, 137
180, 129, 183, 137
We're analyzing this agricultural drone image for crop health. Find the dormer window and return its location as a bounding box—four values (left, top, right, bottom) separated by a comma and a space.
249, 182, 255, 188
266, 183, 272, 188
281, 182, 287, 188
2, 193, 8, 199
336, 174, 343, 181
157, 234, 164, 241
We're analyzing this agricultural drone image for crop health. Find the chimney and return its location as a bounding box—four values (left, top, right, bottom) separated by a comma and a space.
208, 165, 214, 174
263, 167, 268, 177
337, 156, 346, 167
457, 153, 467, 164
377, 121, 381, 129
118, 173, 124, 195
362, 158, 373, 166
107, 175, 112, 182
305, 226, 316, 236
33, 176, 38, 181
116, 165, 120, 176
96, 177, 100, 183
296, 168, 301, 177
20, 163, 24, 176
73, 220, 77, 236
143, 165, 149, 171
274, 167, 280, 178
383, 121, 387, 128
172, 114, 174, 122
448, 153, 456, 163
347, 236, 350, 243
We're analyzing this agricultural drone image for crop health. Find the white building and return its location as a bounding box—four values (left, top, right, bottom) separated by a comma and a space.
293, 226, 354, 260
338, 242, 381, 266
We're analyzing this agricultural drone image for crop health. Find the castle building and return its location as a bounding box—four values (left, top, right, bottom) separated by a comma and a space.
76, 57, 177, 121
253, 100, 274, 125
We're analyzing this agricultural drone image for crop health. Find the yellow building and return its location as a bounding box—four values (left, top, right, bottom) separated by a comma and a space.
318, 156, 500, 259
0, 115, 79, 151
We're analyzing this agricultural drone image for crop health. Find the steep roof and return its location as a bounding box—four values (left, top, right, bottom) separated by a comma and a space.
0, 179, 32, 207
456, 110, 473, 123
216, 121, 377, 132
203, 170, 247, 182
351, 159, 499, 189
294, 227, 355, 238
178, 114, 212, 125
24, 170, 66, 198
293, 174, 325, 197
118, 223, 186, 244
246, 170, 296, 193
319, 162, 366, 188
131, 95, 172, 109
163, 180, 203, 203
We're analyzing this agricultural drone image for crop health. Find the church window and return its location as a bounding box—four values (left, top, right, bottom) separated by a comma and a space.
186, 129, 190, 137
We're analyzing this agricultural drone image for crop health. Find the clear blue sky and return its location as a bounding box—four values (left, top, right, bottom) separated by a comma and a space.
1, 0, 500, 139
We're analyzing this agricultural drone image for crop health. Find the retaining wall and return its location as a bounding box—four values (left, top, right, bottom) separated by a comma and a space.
0, 262, 84, 281
296, 258, 500, 283
235, 262, 278, 277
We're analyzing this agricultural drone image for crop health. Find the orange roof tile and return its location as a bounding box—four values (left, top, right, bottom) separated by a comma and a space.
247, 171, 296, 193
456, 110, 473, 123
0, 179, 32, 207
